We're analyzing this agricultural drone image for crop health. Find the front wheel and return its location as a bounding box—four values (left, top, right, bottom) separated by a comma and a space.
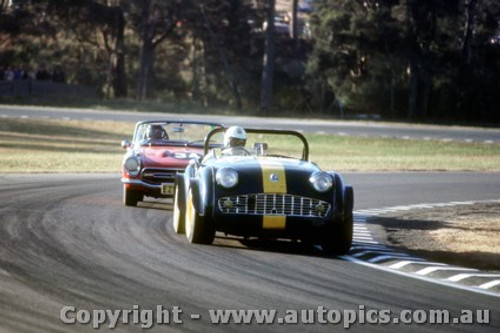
321, 186, 354, 255
172, 185, 185, 234
123, 185, 143, 207
185, 188, 215, 244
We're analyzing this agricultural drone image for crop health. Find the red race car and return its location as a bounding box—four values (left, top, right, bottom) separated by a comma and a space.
121, 120, 223, 206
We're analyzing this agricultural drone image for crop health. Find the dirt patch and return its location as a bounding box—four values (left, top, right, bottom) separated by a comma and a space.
369, 203, 500, 272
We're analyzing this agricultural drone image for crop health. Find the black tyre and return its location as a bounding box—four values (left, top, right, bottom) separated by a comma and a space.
123, 185, 143, 207
172, 184, 185, 234
185, 188, 215, 244
321, 186, 354, 255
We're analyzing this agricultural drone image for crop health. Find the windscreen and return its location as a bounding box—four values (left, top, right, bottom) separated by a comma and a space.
133, 122, 223, 147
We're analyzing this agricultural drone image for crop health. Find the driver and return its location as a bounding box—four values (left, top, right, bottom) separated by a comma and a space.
221, 126, 250, 156
147, 125, 169, 141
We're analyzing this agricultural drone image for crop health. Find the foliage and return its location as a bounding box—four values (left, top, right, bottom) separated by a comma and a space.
306, 0, 500, 121
1, 0, 499, 121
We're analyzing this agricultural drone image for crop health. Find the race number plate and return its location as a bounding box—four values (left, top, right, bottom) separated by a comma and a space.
161, 184, 175, 195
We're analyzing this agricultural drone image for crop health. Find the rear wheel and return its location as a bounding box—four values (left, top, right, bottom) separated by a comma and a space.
185, 188, 215, 244
172, 185, 185, 234
123, 185, 143, 207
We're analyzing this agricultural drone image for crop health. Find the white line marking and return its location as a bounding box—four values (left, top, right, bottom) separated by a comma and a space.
479, 280, 500, 290
416, 266, 477, 276
353, 233, 372, 237
356, 240, 379, 244
351, 200, 500, 296
350, 246, 391, 252
351, 251, 403, 258
388, 260, 441, 269
343, 256, 500, 298
447, 274, 500, 282
368, 255, 412, 263
353, 234, 373, 238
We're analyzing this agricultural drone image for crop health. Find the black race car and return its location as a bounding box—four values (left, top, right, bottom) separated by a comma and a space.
172, 127, 354, 255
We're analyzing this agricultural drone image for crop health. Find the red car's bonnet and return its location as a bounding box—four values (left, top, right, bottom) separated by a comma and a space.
140, 145, 204, 168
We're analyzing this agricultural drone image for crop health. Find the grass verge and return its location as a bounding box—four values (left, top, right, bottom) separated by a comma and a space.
1, 117, 500, 172
0, 118, 134, 172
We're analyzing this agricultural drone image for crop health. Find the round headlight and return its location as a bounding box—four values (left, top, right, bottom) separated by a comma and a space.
124, 156, 141, 176
309, 171, 333, 192
216, 168, 238, 188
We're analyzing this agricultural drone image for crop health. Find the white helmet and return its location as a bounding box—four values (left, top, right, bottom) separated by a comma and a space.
224, 126, 246, 147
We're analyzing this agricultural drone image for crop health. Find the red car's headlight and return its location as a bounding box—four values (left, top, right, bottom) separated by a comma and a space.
124, 156, 141, 176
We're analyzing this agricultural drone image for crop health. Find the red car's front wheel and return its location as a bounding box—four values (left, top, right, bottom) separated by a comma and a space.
123, 185, 143, 207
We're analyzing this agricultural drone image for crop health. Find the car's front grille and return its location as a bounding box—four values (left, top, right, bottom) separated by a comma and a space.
141, 168, 182, 184
218, 194, 331, 218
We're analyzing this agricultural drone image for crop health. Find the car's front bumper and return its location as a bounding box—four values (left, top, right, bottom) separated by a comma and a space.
212, 212, 342, 240
121, 178, 175, 197
122, 177, 162, 189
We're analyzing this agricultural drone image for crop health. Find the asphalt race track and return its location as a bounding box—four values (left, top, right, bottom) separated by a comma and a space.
2, 105, 500, 143
1, 106, 500, 331
0, 172, 499, 332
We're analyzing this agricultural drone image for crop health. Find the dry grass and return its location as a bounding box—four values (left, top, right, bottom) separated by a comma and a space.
428, 216, 500, 253
376, 203, 500, 271
0, 117, 134, 172
1, 117, 500, 172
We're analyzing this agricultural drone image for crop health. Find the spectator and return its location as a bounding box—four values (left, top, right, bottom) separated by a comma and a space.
52, 65, 65, 83
4, 67, 14, 81
36, 64, 51, 80
24, 67, 36, 80
13, 67, 24, 80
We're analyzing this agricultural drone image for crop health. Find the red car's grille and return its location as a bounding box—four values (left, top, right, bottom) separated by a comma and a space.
141, 168, 183, 184
218, 194, 331, 218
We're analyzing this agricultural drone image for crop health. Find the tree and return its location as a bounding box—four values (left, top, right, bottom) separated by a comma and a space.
260, 0, 275, 111
184, 0, 256, 108
133, 0, 182, 100
18, 0, 130, 97
307, 0, 403, 115
198, 0, 243, 109
307, 0, 500, 121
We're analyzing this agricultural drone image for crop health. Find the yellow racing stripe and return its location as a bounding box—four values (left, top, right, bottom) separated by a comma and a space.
260, 160, 287, 194
260, 159, 287, 230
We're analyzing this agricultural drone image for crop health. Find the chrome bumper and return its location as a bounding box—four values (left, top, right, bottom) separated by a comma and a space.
121, 178, 173, 190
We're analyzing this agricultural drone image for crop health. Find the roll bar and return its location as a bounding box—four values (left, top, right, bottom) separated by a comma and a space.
203, 127, 309, 161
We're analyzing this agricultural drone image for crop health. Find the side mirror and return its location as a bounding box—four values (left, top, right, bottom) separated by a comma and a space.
121, 140, 131, 149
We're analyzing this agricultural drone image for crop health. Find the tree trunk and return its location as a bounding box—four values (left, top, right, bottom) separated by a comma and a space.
137, 38, 155, 100
200, 4, 242, 109
408, 56, 419, 120
190, 36, 202, 105
260, 0, 275, 111
389, 75, 396, 117
291, 0, 298, 39
137, 0, 154, 100
420, 71, 432, 119
462, 0, 477, 66
111, 6, 127, 98
406, 0, 422, 120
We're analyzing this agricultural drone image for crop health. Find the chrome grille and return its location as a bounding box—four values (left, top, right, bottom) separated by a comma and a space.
141, 168, 182, 184
218, 194, 331, 218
